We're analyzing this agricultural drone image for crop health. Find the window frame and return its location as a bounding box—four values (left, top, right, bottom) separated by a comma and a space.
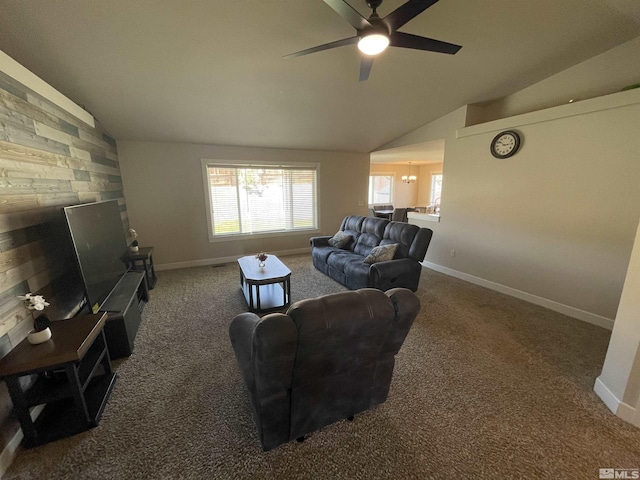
430, 172, 443, 205
201, 159, 321, 242
368, 174, 395, 205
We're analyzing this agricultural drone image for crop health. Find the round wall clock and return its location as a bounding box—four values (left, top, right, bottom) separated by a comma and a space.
490, 130, 521, 159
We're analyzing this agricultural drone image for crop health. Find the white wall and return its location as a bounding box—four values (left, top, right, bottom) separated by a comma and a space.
373, 39, 640, 323
441, 93, 640, 320
468, 35, 640, 124
117, 142, 370, 268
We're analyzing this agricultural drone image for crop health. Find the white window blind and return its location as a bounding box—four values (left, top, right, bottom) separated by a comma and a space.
205, 164, 317, 237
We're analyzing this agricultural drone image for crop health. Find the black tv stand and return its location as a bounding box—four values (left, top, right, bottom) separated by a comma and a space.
100, 270, 149, 359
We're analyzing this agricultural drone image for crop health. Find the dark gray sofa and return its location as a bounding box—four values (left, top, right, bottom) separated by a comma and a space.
229, 288, 420, 451
310, 215, 433, 291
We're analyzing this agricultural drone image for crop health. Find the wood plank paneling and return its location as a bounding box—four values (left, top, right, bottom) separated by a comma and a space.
0, 63, 129, 453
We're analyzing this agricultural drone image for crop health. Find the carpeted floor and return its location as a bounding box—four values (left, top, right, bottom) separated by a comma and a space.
5, 254, 640, 479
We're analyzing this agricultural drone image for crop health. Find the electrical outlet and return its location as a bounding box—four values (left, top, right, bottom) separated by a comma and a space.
450, 249, 456, 257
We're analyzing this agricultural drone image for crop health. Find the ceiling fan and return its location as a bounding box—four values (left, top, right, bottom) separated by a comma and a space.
285, 0, 462, 81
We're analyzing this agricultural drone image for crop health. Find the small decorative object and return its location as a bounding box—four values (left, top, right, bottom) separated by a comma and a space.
129, 228, 139, 253
256, 252, 268, 268
490, 130, 521, 159
18, 293, 52, 345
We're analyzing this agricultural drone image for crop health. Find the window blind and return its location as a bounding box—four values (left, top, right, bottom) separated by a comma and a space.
206, 165, 317, 237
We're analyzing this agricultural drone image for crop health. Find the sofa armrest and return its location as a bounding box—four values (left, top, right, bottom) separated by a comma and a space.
369, 258, 422, 291
310, 236, 332, 248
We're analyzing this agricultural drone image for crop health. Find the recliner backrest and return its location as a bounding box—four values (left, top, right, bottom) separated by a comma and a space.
353, 217, 388, 256
287, 289, 395, 385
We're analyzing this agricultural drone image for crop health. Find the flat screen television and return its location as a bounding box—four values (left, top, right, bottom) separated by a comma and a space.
64, 200, 129, 313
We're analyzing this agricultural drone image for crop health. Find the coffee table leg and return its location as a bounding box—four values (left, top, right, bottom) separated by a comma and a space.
256, 284, 261, 311
286, 278, 291, 305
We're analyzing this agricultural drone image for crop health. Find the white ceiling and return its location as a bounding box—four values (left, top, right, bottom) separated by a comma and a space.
0, 0, 639, 153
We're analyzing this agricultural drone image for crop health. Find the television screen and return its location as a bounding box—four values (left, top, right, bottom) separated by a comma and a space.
64, 200, 129, 313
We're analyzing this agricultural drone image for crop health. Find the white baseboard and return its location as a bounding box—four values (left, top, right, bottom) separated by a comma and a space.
594, 377, 622, 414
422, 261, 614, 330
0, 405, 45, 478
594, 377, 639, 426
0, 428, 23, 479
155, 247, 311, 272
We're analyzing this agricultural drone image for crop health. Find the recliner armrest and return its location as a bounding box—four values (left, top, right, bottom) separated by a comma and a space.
229, 312, 298, 451
369, 257, 417, 275
229, 312, 261, 394
310, 236, 332, 248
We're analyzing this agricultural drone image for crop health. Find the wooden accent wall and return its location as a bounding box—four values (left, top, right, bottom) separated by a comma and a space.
0, 70, 128, 449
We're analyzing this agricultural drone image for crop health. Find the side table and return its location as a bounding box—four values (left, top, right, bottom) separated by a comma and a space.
127, 246, 157, 289
0, 313, 117, 448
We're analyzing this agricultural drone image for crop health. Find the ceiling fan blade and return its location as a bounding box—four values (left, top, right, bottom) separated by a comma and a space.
383, 0, 440, 32
359, 56, 374, 82
390, 31, 461, 54
284, 36, 359, 58
323, 0, 373, 31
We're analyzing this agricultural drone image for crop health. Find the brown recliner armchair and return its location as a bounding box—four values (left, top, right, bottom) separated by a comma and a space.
229, 288, 420, 451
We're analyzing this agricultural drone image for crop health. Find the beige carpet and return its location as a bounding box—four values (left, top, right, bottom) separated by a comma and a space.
5, 254, 640, 479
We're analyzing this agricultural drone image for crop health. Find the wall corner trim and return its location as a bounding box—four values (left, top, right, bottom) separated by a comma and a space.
594, 377, 639, 426
595, 377, 622, 414
0, 49, 95, 128
421, 261, 615, 330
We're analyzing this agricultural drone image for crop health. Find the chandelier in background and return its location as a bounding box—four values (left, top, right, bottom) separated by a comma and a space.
402, 162, 417, 184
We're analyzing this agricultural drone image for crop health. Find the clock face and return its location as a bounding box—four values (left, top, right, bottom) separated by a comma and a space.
490, 130, 521, 158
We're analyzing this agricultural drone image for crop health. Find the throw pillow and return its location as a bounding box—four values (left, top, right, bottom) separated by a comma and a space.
328, 231, 352, 249
363, 243, 398, 264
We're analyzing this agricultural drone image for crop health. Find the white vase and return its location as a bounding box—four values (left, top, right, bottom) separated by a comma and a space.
130, 245, 139, 253
28, 327, 51, 345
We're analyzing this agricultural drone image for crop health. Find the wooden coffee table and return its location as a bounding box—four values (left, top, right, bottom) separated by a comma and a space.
237, 255, 291, 313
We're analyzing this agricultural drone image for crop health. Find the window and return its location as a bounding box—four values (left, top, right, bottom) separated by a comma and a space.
368, 175, 393, 205
430, 173, 443, 205
203, 162, 318, 239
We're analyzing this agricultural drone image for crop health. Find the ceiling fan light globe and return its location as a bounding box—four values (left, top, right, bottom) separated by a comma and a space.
358, 34, 389, 56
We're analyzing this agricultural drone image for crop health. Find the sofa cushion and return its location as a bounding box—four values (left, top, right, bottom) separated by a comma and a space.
328, 231, 352, 249
312, 246, 336, 264
363, 243, 398, 264
327, 250, 363, 271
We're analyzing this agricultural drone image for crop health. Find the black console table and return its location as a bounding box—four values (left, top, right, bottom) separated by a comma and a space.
100, 270, 149, 359
0, 314, 116, 448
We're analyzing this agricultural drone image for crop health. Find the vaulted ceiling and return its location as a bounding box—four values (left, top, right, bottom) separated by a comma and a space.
1, 0, 639, 153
